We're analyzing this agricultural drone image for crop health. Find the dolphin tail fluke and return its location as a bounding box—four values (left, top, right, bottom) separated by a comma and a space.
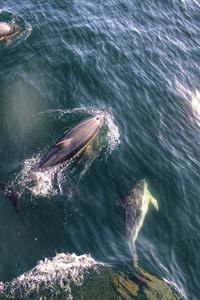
0, 181, 20, 212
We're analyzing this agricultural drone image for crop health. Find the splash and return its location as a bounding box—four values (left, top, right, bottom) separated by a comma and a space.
175, 80, 200, 126
0, 253, 105, 300
105, 112, 120, 153
12, 155, 59, 197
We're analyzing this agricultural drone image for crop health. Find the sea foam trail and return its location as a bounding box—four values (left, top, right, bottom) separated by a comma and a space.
0, 253, 105, 300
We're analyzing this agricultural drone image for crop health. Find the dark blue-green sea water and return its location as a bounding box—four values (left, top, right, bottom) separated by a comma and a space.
0, 0, 199, 299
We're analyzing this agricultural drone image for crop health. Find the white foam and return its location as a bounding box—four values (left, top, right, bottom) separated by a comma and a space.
105, 112, 120, 153
0, 253, 105, 299
14, 155, 62, 197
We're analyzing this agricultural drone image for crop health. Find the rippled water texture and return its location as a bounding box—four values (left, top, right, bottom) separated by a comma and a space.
0, 0, 199, 299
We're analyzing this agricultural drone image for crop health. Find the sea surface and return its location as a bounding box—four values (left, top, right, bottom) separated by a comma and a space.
0, 0, 199, 299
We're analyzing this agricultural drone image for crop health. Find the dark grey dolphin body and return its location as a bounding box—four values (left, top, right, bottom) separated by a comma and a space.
38, 113, 105, 169
0, 22, 20, 43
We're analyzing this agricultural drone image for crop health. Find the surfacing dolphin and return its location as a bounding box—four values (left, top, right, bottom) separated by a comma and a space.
0, 113, 105, 211
0, 22, 20, 44
37, 113, 105, 169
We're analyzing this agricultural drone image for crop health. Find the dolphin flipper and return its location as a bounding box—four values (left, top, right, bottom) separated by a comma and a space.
149, 195, 159, 210
55, 138, 72, 149
145, 186, 159, 210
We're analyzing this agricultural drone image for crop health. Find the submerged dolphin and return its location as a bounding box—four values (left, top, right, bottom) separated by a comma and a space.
38, 113, 105, 169
117, 179, 158, 267
0, 22, 20, 43
116, 182, 186, 299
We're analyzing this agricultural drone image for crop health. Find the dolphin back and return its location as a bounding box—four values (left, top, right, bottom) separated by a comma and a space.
38, 115, 104, 169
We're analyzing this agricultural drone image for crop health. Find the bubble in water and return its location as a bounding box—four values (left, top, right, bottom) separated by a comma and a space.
105, 112, 120, 153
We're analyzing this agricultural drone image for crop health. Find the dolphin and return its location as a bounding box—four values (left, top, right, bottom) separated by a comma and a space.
0, 22, 20, 43
38, 113, 105, 169
0, 114, 105, 211
117, 179, 158, 267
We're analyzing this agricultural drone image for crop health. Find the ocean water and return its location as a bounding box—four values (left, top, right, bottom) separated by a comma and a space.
0, 0, 199, 299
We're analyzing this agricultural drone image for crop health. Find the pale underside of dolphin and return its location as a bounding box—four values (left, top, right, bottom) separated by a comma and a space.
38, 113, 105, 169
117, 179, 159, 267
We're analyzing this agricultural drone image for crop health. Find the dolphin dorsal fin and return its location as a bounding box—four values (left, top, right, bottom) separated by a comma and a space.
55, 138, 72, 149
